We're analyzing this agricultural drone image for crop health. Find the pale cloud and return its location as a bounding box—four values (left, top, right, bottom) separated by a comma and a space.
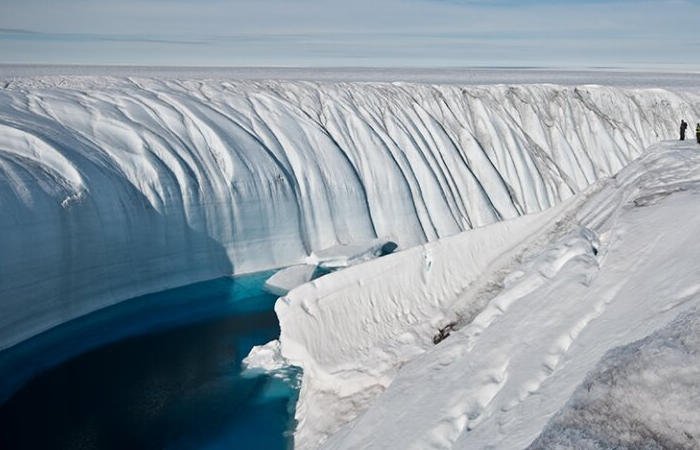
0, 0, 698, 68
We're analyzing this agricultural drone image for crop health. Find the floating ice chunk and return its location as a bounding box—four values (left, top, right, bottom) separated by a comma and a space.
264, 264, 318, 297
242, 340, 287, 375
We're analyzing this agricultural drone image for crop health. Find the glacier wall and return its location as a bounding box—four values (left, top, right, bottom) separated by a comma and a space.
0, 78, 697, 349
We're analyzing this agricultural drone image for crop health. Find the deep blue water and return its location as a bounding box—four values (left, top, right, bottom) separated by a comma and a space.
0, 272, 299, 450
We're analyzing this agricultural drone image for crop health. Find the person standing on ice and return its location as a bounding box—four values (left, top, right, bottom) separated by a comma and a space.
696, 123, 700, 144
680, 120, 688, 140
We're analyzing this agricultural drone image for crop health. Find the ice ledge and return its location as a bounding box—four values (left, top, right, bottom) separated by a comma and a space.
263, 239, 399, 296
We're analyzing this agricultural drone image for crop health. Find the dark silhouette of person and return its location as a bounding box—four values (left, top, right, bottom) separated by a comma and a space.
696, 123, 700, 144
680, 120, 688, 140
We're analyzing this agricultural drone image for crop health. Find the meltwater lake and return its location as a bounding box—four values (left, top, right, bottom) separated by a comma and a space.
0, 271, 298, 450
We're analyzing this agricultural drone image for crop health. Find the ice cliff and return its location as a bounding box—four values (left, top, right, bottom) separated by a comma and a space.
0, 77, 697, 349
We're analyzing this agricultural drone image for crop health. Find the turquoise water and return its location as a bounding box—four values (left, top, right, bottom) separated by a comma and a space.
0, 272, 299, 449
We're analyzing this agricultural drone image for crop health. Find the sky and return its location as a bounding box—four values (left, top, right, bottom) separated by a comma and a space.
1, 0, 699, 69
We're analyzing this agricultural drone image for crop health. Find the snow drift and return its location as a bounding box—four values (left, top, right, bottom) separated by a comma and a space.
1, 77, 698, 349
260, 141, 700, 448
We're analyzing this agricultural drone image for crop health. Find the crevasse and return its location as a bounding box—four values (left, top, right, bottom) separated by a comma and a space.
0, 78, 696, 349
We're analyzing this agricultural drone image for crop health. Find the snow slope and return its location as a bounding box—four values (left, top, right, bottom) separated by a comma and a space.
258, 141, 700, 448
1, 77, 698, 350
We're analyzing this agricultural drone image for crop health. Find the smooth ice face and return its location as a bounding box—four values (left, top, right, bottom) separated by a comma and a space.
1, 77, 698, 350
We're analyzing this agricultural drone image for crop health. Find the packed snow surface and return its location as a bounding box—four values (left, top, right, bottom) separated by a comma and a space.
0, 75, 698, 351
258, 141, 700, 448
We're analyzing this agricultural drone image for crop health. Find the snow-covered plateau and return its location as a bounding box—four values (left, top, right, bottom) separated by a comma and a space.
2, 72, 700, 448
